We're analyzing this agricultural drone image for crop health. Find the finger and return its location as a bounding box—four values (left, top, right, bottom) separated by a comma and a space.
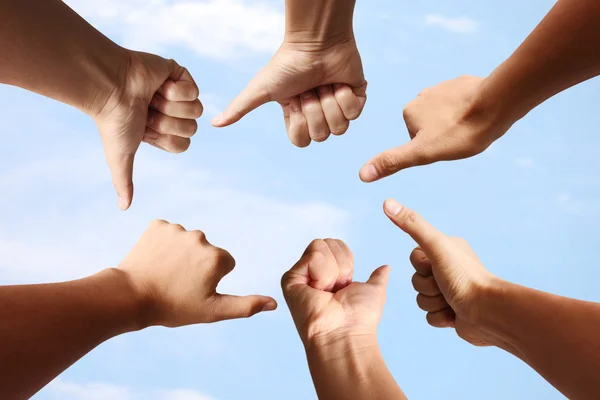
147, 110, 198, 138
334, 84, 364, 121
105, 151, 135, 211
416, 294, 449, 313
324, 238, 353, 290
158, 62, 199, 102
359, 139, 432, 182
412, 273, 441, 297
366, 265, 391, 290
211, 71, 270, 127
306, 240, 339, 291
209, 247, 236, 284
317, 85, 349, 136
150, 93, 203, 120
426, 307, 456, 328
143, 129, 191, 154
288, 97, 311, 148
301, 90, 330, 143
383, 200, 446, 256
410, 247, 433, 276
210, 294, 278, 321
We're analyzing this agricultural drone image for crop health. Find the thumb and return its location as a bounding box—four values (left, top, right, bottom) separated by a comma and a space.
106, 151, 135, 211
366, 265, 391, 290
211, 294, 278, 321
359, 139, 431, 183
383, 199, 446, 256
211, 72, 271, 127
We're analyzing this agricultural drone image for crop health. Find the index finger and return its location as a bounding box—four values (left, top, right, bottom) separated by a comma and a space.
383, 199, 446, 256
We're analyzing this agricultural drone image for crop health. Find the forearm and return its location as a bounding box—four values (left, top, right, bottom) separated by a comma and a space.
284, 0, 356, 44
479, 281, 600, 400
0, 0, 127, 116
473, 0, 600, 129
0, 269, 143, 399
306, 334, 407, 400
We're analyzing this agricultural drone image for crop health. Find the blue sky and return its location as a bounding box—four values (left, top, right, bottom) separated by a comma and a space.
0, 0, 597, 398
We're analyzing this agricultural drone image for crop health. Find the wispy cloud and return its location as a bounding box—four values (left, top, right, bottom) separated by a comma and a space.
66, 0, 284, 60
425, 14, 480, 34
43, 379, 214, 400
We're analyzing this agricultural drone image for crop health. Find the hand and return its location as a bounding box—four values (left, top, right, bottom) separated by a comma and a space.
118, 220, 277, 328
383, 199, 504, 348
212, 39, 367, 147
281, 239, 389, 346
93, 50, 203, 210
360, 75, 513, 182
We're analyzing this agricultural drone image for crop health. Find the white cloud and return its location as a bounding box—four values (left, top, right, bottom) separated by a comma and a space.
425, 14, 480, 34
65, 0, 284, 60
42, 379, 214, 400
556, 193, 586, 215
0, 150, 349, 298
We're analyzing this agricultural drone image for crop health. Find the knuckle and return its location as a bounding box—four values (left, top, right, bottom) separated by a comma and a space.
311, 130, 329, 142
377, 153, 400, 174
190, 230, 208, 243
330, 122, 349, 136
169, 223, 186, 232
308, 239, 329, 253
213, 247, 235, 269
194, 102, 204, 119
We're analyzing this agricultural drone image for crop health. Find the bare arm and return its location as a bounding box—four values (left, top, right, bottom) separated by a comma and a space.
0, 270, 141, 400
385, 200, 600, 400
0, 0, 125, 116
0, 221, 276, 400
363, 0, 600, 181
478, 282, 600, 399
478, 0, 600, 125
306, 336, 407, 400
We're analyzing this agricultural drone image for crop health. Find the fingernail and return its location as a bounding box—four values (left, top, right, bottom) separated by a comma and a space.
118, 196, 129, 211
384, 199, 403, 216
261, 301, 277, 312
359, 164, 379, 182
211, 113, 224, 125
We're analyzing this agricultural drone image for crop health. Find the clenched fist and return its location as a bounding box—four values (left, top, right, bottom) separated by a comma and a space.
119, 220, 277, 328
94, 51, 203, 211
282, 238, 389, 346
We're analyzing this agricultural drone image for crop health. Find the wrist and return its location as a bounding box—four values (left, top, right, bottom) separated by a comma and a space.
306, 331, 379, 363
284, 0, 355, 48
103, 268, 154, 332
79, 45, 131, 119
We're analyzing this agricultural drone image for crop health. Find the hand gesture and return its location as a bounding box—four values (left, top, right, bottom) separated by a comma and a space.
282, 239, 389, 346
119, 220, 277, 328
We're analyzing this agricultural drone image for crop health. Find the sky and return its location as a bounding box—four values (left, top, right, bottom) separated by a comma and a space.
0, 0, 598, 399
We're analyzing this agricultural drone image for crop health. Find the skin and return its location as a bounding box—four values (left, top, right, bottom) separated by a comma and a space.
360, 0, 600, 181
0, 220, 277, 400
212, 0, 367, 148
384, 199, 600, 400
282, 239, 406, 400
0, 0, 203, 210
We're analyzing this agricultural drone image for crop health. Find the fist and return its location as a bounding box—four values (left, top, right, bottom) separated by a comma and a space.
119, 220, 277, 328
95, 50, 203, 210
282, 239, 389, 346
360, 75, 512, 182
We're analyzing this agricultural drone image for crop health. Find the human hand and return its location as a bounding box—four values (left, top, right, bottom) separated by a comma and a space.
360, 75, 513, 182
93, 50, 203, 210
281, 239, 389, 347
211, 2, 366, 147
118, 220, 277, 328
383, 199, 504, 347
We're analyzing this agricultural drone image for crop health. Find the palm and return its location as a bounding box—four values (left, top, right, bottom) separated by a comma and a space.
294, 281, 384, 340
